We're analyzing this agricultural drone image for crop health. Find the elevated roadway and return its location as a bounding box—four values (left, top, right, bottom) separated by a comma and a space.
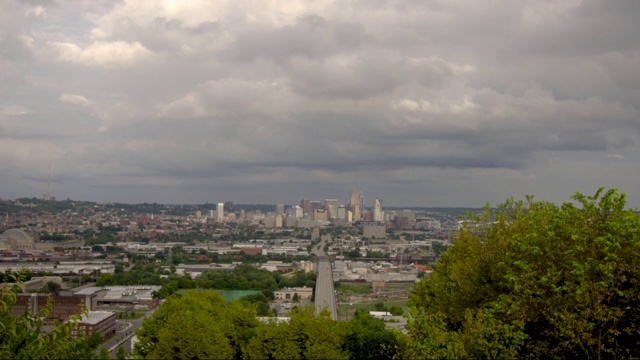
314, 257, 337, 320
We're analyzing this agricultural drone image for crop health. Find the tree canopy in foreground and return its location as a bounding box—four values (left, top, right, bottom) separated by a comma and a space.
0, 275, 98, 359
134, 290, 402, 360
408, 188, 640, 359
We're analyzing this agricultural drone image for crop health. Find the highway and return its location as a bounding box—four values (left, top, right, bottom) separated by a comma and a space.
315, 257, 337, 320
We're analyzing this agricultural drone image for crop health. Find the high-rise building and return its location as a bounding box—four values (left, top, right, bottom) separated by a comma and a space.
350, 191, 360, 221
373, 198, 383, 222
301, 199, 312, 217
313, 209, 327, 222
216, 203, 224, 222
324, 199, 338, 219
275, 204, 285, 216
288, 205, 303, 218
264, 215, 276, 228
310, 201, 321, 212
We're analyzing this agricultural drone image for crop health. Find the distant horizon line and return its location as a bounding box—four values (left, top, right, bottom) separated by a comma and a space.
1, 196, 488, 210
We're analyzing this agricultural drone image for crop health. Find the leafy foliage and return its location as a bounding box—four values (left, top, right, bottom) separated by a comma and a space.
0, 274, 94, 359
98, 347, 110, 359
344, 310, 401, 360
430, 241, 450, 256
134, 290, 261, 359
244, 306, 350, 360
408, 189, 640, 358
98, 262, 316, 300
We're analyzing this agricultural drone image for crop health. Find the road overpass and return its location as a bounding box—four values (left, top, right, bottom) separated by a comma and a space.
314, 257, 337, 320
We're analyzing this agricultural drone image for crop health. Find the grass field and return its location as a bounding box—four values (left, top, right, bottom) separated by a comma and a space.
174, 288, 222, 295
337, 299, 409, 318
334, 283, 372, 294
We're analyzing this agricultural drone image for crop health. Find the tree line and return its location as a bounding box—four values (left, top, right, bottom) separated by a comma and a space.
3, 189, 639, 359
134, 290, 401, 360
96, 263, 316, 299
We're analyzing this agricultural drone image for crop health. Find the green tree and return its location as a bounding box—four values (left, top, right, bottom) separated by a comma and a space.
135, 290, 261, 359
408, 189, 640, 359
430, 241, 449, 255
115, 345, 125, 360
86, 331, 103, 350
345, 249, 361, 259
240, 293, 271, 316
98, 347, 110, 360
244, 306, 350, 359
344, 310, 401, 360
403, 308, 525, 359
41, 281, 61, 294
389, 306, 403, 316
0, 275, 92, 359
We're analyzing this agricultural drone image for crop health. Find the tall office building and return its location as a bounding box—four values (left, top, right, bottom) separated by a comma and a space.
216, 202, 224, 222
313, 209, 327, 222
310, 201, 321, 212
337, 205, 346, 220
373, 198, 383, 222
300, 199, 312, 217
350, 191, 361, 221
275, 204, 285, 216
324, 199, 338, 219
288, 205, 303, 218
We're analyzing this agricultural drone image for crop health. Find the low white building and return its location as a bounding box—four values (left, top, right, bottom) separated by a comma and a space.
274, 287, 313, 300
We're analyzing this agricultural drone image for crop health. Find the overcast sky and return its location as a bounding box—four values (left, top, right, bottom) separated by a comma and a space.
1, 0, 639, 208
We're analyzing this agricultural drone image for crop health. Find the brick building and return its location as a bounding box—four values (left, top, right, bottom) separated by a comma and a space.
11, 293, 95, 324
70, 311, 116, 340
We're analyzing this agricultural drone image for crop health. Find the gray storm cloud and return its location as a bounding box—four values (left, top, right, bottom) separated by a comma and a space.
0, 0, 638, 207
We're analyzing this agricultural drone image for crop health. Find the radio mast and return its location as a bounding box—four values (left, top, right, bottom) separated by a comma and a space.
47, 160, 51, 201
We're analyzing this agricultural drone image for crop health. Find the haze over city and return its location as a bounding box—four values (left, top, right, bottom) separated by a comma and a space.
1, 1, 639, 207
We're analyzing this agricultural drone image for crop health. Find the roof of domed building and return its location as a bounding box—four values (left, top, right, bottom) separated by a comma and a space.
1, 229, 34, 245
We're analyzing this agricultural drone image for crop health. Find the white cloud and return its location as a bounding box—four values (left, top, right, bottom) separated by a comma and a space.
24, 6, 46, 18
59, 94, 94, 107
0, 105, 30, 116
49, 41, 151, 68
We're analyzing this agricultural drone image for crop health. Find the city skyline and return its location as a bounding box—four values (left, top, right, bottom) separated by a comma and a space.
1, 1, 639, 208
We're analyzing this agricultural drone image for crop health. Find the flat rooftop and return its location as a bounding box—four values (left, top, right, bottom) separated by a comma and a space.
78, 311, 115, 325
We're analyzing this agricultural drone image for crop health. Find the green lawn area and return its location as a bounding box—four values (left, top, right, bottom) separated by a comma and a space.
116, 311, 146, 320
334, 283, 372, 295
174, 288, 223, 295
337, 299, 409, 318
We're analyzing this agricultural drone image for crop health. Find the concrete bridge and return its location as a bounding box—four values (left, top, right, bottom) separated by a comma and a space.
314, 257, 337, 320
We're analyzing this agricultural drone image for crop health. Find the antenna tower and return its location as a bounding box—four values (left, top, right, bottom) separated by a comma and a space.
46, 159, 52, 201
